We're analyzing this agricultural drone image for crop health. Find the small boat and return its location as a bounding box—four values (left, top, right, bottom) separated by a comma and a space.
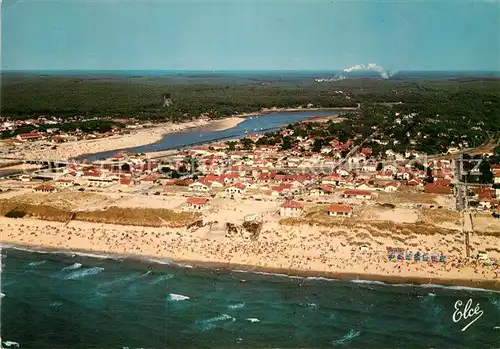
249, 116, 253, 120
240, 279, 247, 284
244, 130, 248, 134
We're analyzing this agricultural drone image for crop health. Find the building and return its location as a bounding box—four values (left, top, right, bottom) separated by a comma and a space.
54, 178, 75, 187
34, 184, 56, 193
494, 169, 500, 184
343, 190, 373, 200
188, 181, 210, 192
225, 183, 246, 195
424, 183, 452, 195
280, 201, 303, 217
16, 131, 43, 142
328, 204, 353, 217
185, 197, 209, 210
309, 184, 334, 196
384, 182, 399, 192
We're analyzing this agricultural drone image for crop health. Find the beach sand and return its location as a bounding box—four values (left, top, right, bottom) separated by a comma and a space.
1, 215, 498, 290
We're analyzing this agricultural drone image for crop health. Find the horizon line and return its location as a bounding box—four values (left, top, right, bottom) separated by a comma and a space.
2, 69, 500, 73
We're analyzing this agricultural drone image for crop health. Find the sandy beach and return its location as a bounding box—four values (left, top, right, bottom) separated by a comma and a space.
10, 117, 244, 161
1, 216, 498, 290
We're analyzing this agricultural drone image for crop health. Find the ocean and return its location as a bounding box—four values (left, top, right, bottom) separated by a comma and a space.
1, 247, 499, 349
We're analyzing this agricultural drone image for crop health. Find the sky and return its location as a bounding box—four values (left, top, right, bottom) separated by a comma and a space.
1, 0, 499, 71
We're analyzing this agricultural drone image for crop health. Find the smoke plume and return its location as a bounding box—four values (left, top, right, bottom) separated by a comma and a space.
342, 63, 395, 79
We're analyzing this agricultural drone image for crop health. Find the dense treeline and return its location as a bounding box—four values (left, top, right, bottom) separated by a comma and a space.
2, 74, 499, 122
254, 89, 500, 156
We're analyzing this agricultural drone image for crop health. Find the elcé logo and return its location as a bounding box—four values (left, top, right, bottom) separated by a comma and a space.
452, 299, 484, 332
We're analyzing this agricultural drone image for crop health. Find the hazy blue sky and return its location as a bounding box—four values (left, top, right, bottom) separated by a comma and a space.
2, 0, 499, 71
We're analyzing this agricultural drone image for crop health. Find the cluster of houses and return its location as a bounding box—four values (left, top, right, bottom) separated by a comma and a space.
12, 126, 123, 145
20, 132, 500, 217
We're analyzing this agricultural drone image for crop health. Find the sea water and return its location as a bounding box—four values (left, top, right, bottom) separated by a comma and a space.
1, 248, 499, 348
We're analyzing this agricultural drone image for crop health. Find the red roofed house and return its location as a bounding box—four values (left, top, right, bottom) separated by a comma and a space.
34, 184, 56, 193
310, 184, 334, 196
328, 204, 353, 217
343, 190, 373, 200
384, 182, 400, 192
120, 178, 134, 187
494, 169, 500, 185
189, 180, 210, 192
17, 131, 43, 142
280, 201, 303, 217
54, 178, 75, 187
185, 197, 209, 210
424, 183, 452, 195
225, 183, 246, 195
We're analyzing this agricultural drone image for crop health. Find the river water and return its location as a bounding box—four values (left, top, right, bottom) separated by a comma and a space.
1, 248, 499, 349
77, 110, 340, 161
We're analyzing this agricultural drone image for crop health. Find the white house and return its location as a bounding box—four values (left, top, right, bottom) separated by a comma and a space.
225, 183, 246, 195
494, 170, 500, 184
189, 181, 210, 192
185, 197, 209, 210
384, 182, 400, 192
280, 201, 303, 217
328, 204, 353, 217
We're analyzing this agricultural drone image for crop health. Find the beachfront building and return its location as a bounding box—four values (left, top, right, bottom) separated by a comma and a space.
328, 204, 353, 217
54, 178, 75, 187
188, 181, 210, 192
225, 183, 246, 195
34, 184, 56, 193
424, 183, 452, 195
309, 184, 334, 196
280, 201, 303, 217
384, 182, 400, 192
343, 190, 373, 200
185, 197, 209, 210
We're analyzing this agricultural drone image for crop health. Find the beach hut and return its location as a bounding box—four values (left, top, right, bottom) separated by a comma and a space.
423, 253, 430, 262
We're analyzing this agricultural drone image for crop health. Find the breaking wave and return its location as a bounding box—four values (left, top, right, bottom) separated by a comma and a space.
196, 314, 235, 331
149, 274, 174, 285
27, 260, 46, 267
62, 263, 82, 271
63, 267, 104, 280
168, 293, 190, 301
228, 302, 245, 310
246, 318, 260, 323
331, 329, 360, 345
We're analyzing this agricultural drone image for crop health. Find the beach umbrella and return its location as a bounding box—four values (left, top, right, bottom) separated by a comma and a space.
406, 252, 412, 261
388, 252, 395, 260
431, 255, 438, 263
423, 253, 429, 262
397, 254, 403, 261
414, 254, 421, 262
440, 255, 446, 263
